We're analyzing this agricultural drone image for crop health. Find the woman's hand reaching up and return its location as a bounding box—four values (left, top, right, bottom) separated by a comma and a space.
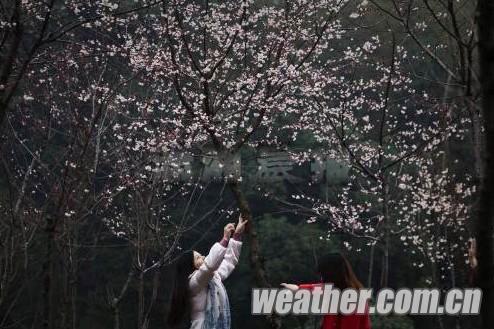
280, 283, 299, 291
224, 223, 235, 240
234, 214, 248, 235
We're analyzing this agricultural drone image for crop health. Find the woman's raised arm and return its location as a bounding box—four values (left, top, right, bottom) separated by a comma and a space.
217, 214, 247, 281
189, 223, 235, 294
280, 283, 323, 291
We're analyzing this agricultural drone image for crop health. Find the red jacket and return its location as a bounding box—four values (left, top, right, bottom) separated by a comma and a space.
298, 283, 371, 329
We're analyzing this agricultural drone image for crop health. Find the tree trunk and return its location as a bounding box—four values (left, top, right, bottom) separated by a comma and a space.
380, 181, 390, 288
477, 2, 494, 328
69, 231, 79, 329
227, 181, 268, 287
111, 267, 135, 329
42, 216, 56, 329
140, 270, 160, 329
227, 180, 281, 329
430, 261, 445, 329
138, 271, 144, 329
113, 306, 120, 329
367, 242, 375, 288
470, 106, 484, 183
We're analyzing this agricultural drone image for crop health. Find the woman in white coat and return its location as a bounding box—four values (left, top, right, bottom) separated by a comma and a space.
167, 215, 247, 329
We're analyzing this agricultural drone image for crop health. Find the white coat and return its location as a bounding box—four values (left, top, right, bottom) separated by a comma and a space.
188, 238, 242, 329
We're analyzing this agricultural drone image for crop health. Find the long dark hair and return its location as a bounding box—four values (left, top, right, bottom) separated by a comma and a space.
317, 253, 363, 290
167, 251, 195, 327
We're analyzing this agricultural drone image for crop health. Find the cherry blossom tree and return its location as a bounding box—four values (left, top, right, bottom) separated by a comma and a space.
115, 2, 354, 323
0, 26, 179, 327
99, 132, 230, 329
0, 0, 167, 135
275, 33, 474, 292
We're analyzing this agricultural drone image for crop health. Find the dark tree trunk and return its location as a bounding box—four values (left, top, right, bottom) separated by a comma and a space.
477, 1, 494, 328
227, 181, 268, 287
42, 216, 56, 329
227, 180, 281, 329
380, 181, 390, 288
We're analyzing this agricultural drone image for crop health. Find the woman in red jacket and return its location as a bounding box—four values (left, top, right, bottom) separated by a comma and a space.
281, 253, 371, 329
